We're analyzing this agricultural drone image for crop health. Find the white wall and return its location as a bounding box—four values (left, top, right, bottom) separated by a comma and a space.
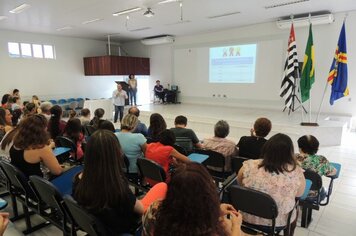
0, 29, 124, 101
143, 11, 356, 116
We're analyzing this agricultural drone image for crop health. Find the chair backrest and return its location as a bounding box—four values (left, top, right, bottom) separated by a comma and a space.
77, 99, 85, 109
63, 196, 107, 236
175, 137, 193, 153
193, 149, 225, 170
58, 99, 67, 104
137, 158, 166, 183
304, 169, 322, 191
49, 99, 57, 105
55, 136, 77, 160
67, 98, 76, 103
29, 176, 65, 216
229, 185, 278, 220
173, 144, 187, 155
83, 125, 96, 137
0, 161, 37, 199
68, 101, 79, 110
231, 156, 249, 173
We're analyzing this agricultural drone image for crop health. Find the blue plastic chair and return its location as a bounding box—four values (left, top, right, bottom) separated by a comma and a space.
49, 99, 57, 105
58, 99, 67, 104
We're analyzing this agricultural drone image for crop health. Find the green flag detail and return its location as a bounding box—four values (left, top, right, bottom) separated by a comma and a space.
300, 24, 315, 103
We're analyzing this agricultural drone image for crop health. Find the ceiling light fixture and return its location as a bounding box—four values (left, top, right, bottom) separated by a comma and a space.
9, 3, 31, 14
158, 0, 180, 4
112, 7, 142, 16
82, 18, 103, 25
56, 26, 73, 31
143, 8, 155, 17
0, 16, 8, 21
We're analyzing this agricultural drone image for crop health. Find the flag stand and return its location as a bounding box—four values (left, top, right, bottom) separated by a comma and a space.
283, 78, 307, 115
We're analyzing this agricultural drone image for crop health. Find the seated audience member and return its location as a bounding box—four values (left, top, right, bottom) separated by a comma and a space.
31, 95, 41, 111
39, 101, 53, 120
237, 117, 272, 159
11, 96, 21, 111
1, 94, 11, 109
10, 114, 62, 178
23, 102, 37, 118
147, 113, 167, 143
237, 133, 305, 235
154, 80, 165, 103
0, 108, 13, 133
202, 120, 238, 172
142, 162, 242, 236
170, 115, 202, 149
73, 130, 167, 235
69, 110, 76, 119
98, 120, 115, 132
115, 114, 146, 176
64, 118, 85, 160
0, 128, 17, 161
296, 135, 336, 198
48, 105, 67, 140
79, 108, 91, 126
128, 106, 148, 136
12, 89, 20, 99
89, 108, 105, 129
11, 109, 22, 127
145, 130, 190, 182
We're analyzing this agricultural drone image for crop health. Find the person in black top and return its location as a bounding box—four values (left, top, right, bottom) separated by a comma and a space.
73, 130, 167, 235
237, 117, 272, 159
154, 80, 165, 103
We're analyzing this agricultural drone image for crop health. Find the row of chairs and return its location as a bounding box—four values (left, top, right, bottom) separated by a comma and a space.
0, 161, 131, 235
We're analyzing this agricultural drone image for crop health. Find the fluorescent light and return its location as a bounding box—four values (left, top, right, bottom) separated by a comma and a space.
0, 16, 8, 21
56, 26, 73, 31
112, 7, 142, 16
158, 0, 179, 4
9, 3, 31, 14
82, 18, 103, 25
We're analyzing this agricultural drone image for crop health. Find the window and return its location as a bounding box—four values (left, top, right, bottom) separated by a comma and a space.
7, 42, 55, 59
32, 44, 43, 58
8, 42, 20, 57
43, 45, 54, 59
20, 43, 32, 57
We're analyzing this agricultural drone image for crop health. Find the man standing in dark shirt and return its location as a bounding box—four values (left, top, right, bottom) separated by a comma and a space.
237, 117, 272, 159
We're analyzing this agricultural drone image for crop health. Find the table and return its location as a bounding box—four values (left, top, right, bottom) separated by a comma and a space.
83, 99, 113, 120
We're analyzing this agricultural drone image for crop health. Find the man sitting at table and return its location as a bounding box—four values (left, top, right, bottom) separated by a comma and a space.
154, 80, 165, 103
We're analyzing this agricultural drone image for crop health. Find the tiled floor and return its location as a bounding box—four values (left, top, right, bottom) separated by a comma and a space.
2, 104, 356, 235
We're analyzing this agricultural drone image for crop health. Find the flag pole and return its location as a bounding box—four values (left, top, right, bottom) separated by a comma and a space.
308, 13, 312, 123
316, 13, 348, 123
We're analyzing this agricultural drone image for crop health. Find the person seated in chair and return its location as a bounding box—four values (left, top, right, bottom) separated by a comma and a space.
145, 129, 190, 184
237, 133, 305, 235
202, 120, 237, 172
63, 118, 85, 160
73, 130, 167, 235
237, 117, 271, 159
296, 135, 336, 198
128, 107, 148, 137
154, 80, 165, 103
170, 115, 202, 149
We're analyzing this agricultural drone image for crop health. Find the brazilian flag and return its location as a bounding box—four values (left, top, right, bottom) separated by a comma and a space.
300, 24, 315, 103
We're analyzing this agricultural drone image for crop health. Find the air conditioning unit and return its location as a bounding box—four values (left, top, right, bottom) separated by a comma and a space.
276, 12, 334, 29
141, 35, 175, 45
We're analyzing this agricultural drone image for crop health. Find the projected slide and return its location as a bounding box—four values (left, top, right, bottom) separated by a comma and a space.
209, 44, 257, 83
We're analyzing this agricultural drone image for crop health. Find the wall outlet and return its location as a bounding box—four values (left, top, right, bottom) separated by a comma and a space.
223, 94, 227, 98
218, 94, 221, 97
213, 94, 216, 97
348, 97, 352, 102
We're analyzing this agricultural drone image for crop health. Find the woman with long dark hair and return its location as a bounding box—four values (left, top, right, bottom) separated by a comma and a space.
237, 133, 305, 235
10, 114, 62, 178
0, 108, 13, 133
73, 130, 167, 235
89, 108, 105, 129
48, 105, 66, 140
143, 162, 242, 236
147, 113, 167, 142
